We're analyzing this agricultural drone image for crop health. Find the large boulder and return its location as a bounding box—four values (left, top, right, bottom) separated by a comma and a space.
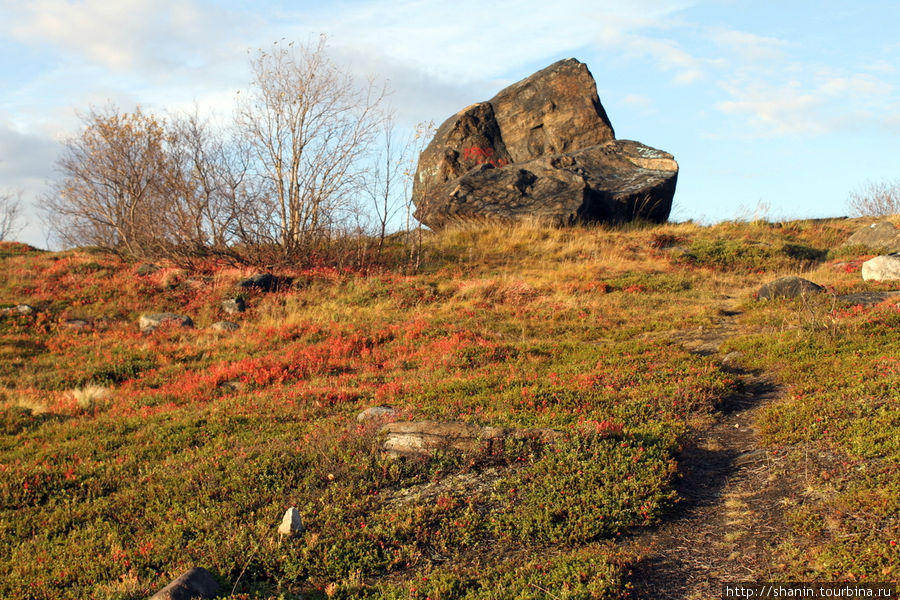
862, 254, 900, 281
412, 58, 677, 228
843, 221, 900, 252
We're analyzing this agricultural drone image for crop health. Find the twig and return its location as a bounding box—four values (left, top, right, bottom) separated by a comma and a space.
529, 582, 564, 600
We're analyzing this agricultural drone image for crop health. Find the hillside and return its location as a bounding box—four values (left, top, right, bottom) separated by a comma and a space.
1, 217, 898, 599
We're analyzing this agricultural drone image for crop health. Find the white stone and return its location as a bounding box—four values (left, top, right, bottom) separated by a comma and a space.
277, 507, 303, 537
861, 254, 900, 281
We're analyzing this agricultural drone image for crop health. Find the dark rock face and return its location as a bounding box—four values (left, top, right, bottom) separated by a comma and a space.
757, 276, 825, 300
412, 58, 677, 228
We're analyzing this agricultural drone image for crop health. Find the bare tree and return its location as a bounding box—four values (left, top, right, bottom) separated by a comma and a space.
235, 37, 387, 258
0, 189, 25, 241
164, 111, 256, 258
364, 113, 413, 255
43, 106, 174, 256
847, 180, 900, 217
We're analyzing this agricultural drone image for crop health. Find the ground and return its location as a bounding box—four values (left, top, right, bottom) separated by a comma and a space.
0, 217, 898, 599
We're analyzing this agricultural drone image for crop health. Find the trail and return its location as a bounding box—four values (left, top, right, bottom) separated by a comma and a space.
626, 301, 795, 600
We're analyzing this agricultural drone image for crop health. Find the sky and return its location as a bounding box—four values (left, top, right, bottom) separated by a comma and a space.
1, 0, 898, 247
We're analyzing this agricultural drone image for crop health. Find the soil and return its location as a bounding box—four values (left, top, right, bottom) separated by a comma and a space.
626, 300, 797, 599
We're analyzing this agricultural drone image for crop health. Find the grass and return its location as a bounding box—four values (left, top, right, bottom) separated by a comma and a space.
0, 214, 897, 599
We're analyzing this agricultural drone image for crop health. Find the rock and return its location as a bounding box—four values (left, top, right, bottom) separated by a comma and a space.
757, 276, 825, 300
237, 273, 275, 291
862, 254, 900, 281
220, 298, 245, 314
61, 318, 90, 331
278, 507, 304, 538
210, 321, 240, 332
139, 313, 194, 333
412, 58, 677, 228
843, 221, 900, 252
149, 567, 219, 600
380, 421, 561, 458
14, 304, 35, 315
136, 263, 162, 276
357, 406, 399, 422
837, 291, 900, 306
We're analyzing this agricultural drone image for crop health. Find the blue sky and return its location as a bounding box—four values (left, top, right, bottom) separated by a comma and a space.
1, 0, 898, 246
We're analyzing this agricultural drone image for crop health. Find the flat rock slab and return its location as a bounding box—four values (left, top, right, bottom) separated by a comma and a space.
843, 221, 900, 252
757, 276, 825, 300
862, 254, 900, 281
139, 313, 194, 333
150, 567, 219, 600
380, 421, 561, 458
836, 291, 900, 306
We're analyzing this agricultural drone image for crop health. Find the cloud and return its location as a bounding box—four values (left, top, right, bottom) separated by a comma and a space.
707, 28, 787, 61
5, 0, 258, 75
716, 80, 825, 136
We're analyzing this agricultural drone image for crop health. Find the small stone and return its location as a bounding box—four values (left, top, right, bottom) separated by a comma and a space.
278, 507, 303, 537
721, 351, 743, 368
357, 406, 398, 422
757, 276, 825, 300
139, 313, 194, 333
221, 297, 245, 314
149, 567, 219, 600
136, 263, 162, 276
861, 254, 900, 281
14, 304, 35, 315
210, 321, 240, 332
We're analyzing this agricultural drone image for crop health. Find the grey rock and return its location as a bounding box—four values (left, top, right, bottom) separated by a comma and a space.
861, 254, 900, 281
412, 58, 677, 228
149, 567, 219, 600
14, 304, 35, 315
237, 273, 275, 291
837, 290, 900, 306
220, 298, 245, 314
843, 221, 900, 252
357, 406, 399, 422
277, 507, 304, 537
210, 321, 240, 332
139, 313, 194, 333
757, 276, 825, 300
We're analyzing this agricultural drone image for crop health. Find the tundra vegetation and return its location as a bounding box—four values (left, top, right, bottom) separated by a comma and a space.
1, 213, 898, 599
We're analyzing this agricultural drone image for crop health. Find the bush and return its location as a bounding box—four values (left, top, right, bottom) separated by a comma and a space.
847, 180, 900, 217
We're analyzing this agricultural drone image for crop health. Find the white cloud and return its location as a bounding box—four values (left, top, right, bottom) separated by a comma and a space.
707, 28, 787, 61
717, 80, 825, 136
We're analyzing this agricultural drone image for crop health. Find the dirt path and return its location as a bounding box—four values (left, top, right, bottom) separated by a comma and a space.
626, 304, 795, 599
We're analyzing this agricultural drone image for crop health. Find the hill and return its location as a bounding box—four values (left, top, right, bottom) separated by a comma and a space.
1, 217, 897, 599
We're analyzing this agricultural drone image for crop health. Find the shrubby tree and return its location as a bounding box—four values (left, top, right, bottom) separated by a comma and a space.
43, 107, 174, 255
847, 180, 900, 217
43, 36, 423, 267
0, 189, 24, 241
236, 37, 388, 257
